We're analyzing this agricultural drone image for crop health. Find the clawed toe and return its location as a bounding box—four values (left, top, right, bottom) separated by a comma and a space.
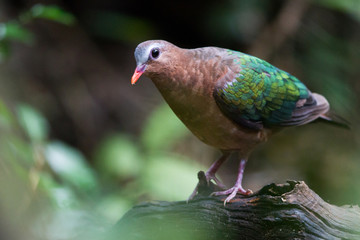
212, 187, 252, 196
188, 156, 251, 204
212, 187, 253, 205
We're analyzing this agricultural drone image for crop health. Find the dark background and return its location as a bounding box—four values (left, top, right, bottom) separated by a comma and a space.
0, 0, 359, 239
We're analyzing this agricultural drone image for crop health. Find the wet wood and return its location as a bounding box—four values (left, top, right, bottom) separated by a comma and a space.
109, 172, 360, 240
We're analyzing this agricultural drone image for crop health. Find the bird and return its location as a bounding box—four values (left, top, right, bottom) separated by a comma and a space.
131, 40, 348, 204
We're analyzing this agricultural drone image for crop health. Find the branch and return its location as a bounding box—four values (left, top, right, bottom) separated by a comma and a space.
109, 173, 360, 240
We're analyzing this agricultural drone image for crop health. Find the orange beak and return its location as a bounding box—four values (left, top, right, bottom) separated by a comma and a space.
131, 64, 146, 85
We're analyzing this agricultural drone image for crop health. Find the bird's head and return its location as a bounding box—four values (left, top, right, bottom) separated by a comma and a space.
131, 40, 176, 85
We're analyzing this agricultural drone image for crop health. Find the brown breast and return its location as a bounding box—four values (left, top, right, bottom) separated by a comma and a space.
147, 46, 270, 155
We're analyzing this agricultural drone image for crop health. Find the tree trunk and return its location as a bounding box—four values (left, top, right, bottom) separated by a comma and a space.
109, 172, 360, 240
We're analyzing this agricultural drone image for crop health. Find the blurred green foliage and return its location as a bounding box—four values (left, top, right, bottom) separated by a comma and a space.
298, 26, 357, 114
0, 4, 75, 61
22, 4, 76, 25
141, 103, 188, 153
0, 98, 201, 239
93, 102, 200, 203
314, 0, 360, 21
0, 22, 34, 44
17, 103, 49, 142
84, 11, 156, 43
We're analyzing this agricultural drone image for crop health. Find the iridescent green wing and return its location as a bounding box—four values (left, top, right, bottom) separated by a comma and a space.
214, 50, 309, 129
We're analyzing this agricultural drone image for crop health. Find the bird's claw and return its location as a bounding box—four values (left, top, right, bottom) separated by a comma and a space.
211, 187, 253, 205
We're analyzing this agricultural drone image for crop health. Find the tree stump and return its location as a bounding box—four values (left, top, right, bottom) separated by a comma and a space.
109, 172, 360, 240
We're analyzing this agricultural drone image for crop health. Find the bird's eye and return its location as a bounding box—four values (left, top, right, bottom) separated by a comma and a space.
150, 48, 160, 59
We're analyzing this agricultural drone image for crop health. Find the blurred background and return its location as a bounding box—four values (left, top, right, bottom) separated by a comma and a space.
0, 0, 359, 239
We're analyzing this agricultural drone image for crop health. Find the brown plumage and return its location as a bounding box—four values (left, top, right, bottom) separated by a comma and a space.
131, 40, 347, 204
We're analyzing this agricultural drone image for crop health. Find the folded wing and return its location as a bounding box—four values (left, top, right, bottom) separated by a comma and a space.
213, 51, 329, 130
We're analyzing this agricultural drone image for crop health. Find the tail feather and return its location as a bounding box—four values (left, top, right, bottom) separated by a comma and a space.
278, 92, 350, 130
317, 112, 351, 129
278, 92, 329, 127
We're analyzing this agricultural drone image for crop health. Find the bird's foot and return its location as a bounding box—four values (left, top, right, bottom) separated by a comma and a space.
212, 186, 253, 205
188, 171, 226, 202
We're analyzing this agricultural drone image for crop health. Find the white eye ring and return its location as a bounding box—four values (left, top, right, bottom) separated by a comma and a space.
135, 42, 163, 66
150, 48, 160, 60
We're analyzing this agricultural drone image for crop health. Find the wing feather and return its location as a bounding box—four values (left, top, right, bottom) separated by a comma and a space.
213, 50, 329, 129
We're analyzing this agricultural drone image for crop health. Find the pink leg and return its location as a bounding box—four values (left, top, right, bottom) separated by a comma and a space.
188, 152, 230, 201
212, 158, 252, 205
204, 153, 230, 188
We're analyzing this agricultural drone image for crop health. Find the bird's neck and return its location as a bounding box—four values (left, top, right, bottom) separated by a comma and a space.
149, 48, 229, 130
151, 48, 226, 97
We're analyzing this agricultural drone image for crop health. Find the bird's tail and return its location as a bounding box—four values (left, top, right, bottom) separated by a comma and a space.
317, 112, 350, 129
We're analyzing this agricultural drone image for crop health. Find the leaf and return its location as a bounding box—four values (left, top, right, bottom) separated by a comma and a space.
0, 99, 15, 130
0, 41, 10, 62
141, 103, 188, 153
6, 136, 34, 166
94, 134, 141, 179
142, 154, 201, 200
45, 141, 98, 193
16, 104, 49, 142
0, 22, 34, 44
29, 4, 76, 25
39, 172, 79, 208
314, 0, 360, 22
95, 194, 132, 221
